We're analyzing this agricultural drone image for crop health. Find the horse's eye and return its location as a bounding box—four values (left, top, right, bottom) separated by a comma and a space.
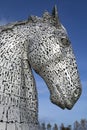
61, 38, 70, 46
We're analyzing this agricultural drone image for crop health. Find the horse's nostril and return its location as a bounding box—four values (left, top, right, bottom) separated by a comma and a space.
73, 88, 81, 98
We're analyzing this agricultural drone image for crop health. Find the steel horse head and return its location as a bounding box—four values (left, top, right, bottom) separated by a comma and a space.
0, 6, 82, 130
28, 6, 82, 109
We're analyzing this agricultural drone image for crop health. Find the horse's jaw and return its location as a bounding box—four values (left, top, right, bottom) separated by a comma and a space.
35, 55, 82, 109
50, 83, 81, 110
36, 61, 81, 110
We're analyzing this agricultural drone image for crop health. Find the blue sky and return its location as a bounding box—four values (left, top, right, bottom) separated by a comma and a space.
0, 0, 87, 127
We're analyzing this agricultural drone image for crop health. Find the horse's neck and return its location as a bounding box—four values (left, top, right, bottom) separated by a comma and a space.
0, 22, 36, 59
0, 22, 37, 92
0, 22, 38, 125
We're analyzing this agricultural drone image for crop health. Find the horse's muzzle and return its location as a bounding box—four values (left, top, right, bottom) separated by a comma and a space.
50, 84, 82, 110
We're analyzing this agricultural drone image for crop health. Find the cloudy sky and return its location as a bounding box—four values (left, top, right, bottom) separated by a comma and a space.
0, 0, 87, 127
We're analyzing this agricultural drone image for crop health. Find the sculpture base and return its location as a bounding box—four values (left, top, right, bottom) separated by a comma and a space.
0, 122, 39, 130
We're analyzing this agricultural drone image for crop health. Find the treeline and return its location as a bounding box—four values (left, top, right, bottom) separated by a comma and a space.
73, 119, 87, 130
39, 119, 87, 130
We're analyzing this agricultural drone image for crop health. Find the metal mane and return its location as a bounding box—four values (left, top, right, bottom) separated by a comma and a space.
0, 6, 61, 33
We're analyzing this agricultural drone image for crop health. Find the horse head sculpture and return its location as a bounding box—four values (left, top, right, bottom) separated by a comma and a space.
0, 6, 82, 130
28, 6, 82, 110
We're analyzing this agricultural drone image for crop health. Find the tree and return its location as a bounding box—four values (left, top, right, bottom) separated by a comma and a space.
47, 123, 52, 130
53, 123, 58, 130
73, 121, 79, 130
60, 123, 65, 130
41, 123, 46, 130
80, 119, 87, 130
67, 125, 72, 130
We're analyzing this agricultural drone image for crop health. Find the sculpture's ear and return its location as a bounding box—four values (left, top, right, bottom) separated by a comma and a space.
52, 5, 61, 27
